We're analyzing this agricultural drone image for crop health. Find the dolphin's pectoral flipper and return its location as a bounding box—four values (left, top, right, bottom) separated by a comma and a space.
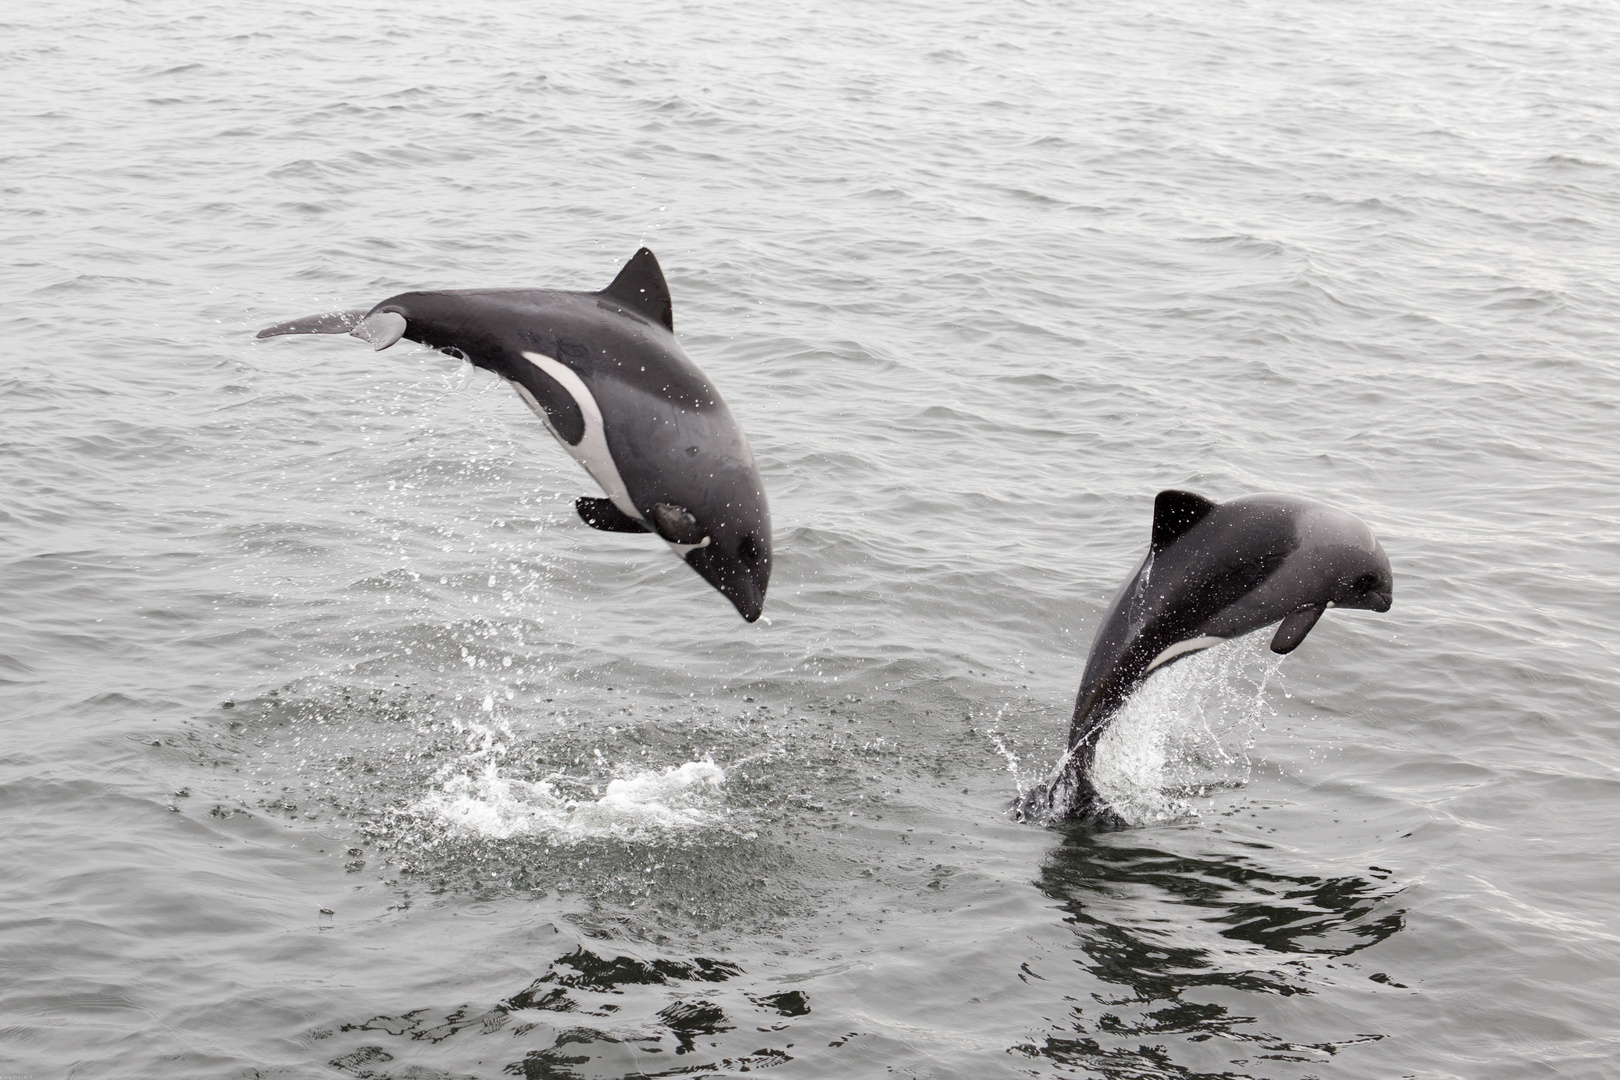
651, 502, 707, 546
576, 497, 651, 533
256, 310, 371, 338
1270, 605, 1326, 654
350, 311, 408, 351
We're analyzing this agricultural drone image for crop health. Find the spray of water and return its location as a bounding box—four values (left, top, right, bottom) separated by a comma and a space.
983, 709, 1027, 798
1086, 637, 1285, 826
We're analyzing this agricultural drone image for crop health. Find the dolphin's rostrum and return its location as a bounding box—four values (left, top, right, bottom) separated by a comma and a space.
1022, 490, 1393, 825
257, 249, 771, 621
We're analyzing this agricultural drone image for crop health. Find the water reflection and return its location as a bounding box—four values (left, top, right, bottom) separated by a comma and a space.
312, 829, 1407, 1079
1020, 826, 1405, 1077
322, 945, 802, 1080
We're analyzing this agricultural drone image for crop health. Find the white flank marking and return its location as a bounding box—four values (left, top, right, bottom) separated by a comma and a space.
665, 535, 710, 558
1146, 634, 1225, 673
516, 351, 641, 521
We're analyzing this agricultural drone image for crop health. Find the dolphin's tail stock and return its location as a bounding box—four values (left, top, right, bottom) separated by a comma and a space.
1015, 743, 1126, 827
1015, 682, 1131, 826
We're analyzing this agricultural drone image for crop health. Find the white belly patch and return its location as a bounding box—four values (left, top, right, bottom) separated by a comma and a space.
515, 351, 640, 522
1146, 635, 1224, 673
665, 536, 711, 558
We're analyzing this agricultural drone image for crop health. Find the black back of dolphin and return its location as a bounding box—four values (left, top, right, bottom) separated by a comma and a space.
257, 249, 771, 622
1024, 490, 1393, 825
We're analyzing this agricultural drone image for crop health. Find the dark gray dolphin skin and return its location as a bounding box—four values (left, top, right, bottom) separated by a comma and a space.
256, 249, 771, 621
1021, 490, 1393, 825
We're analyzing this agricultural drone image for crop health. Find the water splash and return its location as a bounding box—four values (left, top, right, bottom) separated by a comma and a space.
415, 757, 728, 843
983, 709, 1026, 798
1088, 638, 1284, 826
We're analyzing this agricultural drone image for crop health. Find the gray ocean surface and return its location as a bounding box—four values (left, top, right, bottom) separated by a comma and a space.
4, 0, 1619, 1077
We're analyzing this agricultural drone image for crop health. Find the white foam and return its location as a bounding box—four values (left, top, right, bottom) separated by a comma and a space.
415, 758, 728, 843
1089, 638, 1283, 826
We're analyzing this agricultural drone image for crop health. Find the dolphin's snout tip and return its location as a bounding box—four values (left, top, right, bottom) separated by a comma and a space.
687, 540, 769, 623
684, 543, 768, 622
732, 591, 764, 623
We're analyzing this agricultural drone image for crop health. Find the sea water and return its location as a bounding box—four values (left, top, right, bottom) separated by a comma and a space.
4, 0, 1620, 1076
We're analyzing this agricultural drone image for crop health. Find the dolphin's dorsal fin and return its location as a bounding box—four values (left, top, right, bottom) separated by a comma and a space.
601, 247, 674, 332
1151, 490, 1217, 553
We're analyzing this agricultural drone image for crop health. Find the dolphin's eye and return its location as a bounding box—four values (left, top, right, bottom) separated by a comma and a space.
1353, 572, 1380, 592
738, 534, 761, 565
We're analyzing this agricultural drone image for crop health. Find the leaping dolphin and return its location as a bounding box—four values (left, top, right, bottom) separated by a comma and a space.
257, 248, 772, 622
1021, 490, 1393, 824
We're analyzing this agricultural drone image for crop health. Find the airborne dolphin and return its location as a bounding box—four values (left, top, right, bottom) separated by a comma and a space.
257, 249, 772, 621
1022, 490, 1393, 824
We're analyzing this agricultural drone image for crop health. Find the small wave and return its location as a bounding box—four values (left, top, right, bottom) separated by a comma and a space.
415, 759, 728, 842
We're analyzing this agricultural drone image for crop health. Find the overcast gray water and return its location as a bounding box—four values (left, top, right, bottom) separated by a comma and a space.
5, 1, 1620, 1077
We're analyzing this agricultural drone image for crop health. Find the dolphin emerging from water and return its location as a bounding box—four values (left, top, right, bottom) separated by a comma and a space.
257, 248, 772, 622
1021, 490, 1393, 825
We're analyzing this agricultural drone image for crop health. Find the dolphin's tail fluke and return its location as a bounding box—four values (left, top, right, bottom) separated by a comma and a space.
257, 309, 408, 352
256, 310, 371, 338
